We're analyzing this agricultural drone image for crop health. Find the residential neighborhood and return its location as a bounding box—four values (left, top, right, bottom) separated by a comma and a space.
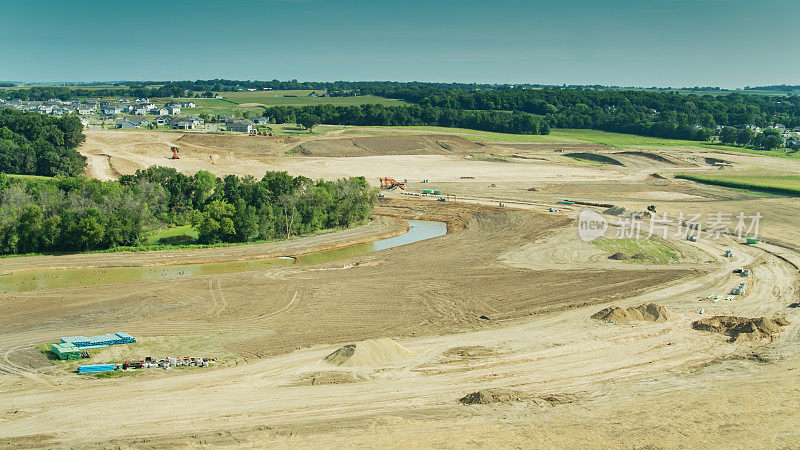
0, 97, 269, 133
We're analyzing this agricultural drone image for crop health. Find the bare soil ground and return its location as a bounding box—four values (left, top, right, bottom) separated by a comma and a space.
1, 128, 799, 447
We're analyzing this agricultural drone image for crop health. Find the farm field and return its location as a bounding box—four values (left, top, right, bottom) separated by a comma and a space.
3, 125, 800, 447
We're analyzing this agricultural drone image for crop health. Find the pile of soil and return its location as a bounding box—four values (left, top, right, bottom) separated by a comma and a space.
692, 316, 790, 342
631, 252, 648, 260
324, 338, 414, 367
291, 371, 367, 386
459, 389, 528, 405
616, 151, 677, 164
459, 389, 576, 406
592, 303, 672, 323
608, 252, 628, 261
648, 173, 667, 180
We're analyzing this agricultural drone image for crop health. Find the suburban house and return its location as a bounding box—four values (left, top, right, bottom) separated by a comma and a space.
76, 106, 95, 115
745, 124, 761, 132
172, 118, 195, 130
180, 101, 196, 108
166, 105, 181, 115
252, 116, 269, 125
116, 119, 139, 129
100, 105, 120, 115
115, 116, 151, 129
225, 119, 254, 133
155, 115, 172, 126
151, 107, 169, 115
133, 106, 149, 115
216, 114, 233, 123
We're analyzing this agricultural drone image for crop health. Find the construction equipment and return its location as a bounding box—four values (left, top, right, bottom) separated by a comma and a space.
379, 177, 405, 189
647, 205, 656, 213
170, 146, 180, 159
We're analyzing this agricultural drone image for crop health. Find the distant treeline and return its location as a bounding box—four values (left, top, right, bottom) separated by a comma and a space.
264, 104, 550, 135
744, 85, 800, 93
6, 79, 800, 140
355, 86, 800, 140
0, 168, 374, 255
0, 84, 185, 101
0, 109, 86, 177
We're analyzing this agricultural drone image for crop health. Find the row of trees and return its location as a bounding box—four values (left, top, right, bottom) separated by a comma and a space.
0, 168, 375, 255
355, 86, 800, 141
0, 84, 186, 101
0, 174, 164, 254
0, 109, 86, 177
718, 127, 788, 150
264, 104, 550, 135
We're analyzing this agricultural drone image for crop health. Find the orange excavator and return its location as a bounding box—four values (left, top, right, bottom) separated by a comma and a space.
170, 146, 180, 159
379, 177, 405, 189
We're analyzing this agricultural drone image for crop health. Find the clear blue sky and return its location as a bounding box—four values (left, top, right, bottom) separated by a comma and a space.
1, 0, 797, 88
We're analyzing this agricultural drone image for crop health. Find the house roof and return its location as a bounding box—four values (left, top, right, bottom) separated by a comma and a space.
226, 119, 253, 126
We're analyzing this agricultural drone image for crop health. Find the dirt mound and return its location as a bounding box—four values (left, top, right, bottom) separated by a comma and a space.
290, 371, 367, 386
704, 157, 732, 166
298, 135, 482, 157
460, 389, 529, 405
648, 173, 667, 180
565, 152, 625, 166
592, 303, 672, 323
608, 252, 628, 260
459, 389, 577, 406
692, 316, 790, 342
616, 151, 677, 165
324, 338, 414, 367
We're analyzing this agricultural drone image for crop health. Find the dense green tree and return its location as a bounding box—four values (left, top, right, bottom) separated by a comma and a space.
297, 113, 321, 132
719, 127, 738, 145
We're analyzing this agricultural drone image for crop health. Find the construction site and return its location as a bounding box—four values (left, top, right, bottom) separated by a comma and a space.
2, 126, 800, 447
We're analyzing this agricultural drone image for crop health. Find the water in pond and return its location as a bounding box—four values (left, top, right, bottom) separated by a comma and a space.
0, 220, 446, 293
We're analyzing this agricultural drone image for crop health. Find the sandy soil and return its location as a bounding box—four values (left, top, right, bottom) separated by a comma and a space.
1, 129, 799, 447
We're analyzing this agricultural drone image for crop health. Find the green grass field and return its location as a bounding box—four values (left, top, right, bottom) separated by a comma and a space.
218, 91, 407, 107
593, 238, 680, 264
144, 225, 198, 245
5, 174, 52, 181
675, 173, 800, 196
149, 91, 407, 117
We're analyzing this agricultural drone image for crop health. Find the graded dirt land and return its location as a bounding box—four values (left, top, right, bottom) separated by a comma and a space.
1, 127, 799, 447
